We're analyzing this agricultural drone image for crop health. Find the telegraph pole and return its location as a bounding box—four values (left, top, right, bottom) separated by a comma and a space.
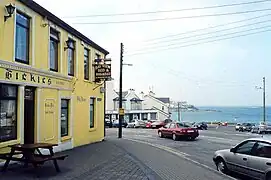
118, 43, 124, 138
263, 77, 266, 123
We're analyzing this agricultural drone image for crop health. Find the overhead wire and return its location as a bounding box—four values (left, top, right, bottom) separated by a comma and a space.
124, 28, 271, 56
72, 9, 271, 25
126, 24, 271, 52
63, 0, 271, 18
143, 14, 271, 42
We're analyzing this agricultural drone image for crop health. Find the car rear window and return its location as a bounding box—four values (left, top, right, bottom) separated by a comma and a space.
177, 123, 191, 128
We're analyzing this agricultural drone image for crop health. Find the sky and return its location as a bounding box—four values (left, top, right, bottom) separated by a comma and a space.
35, 0, 271, 106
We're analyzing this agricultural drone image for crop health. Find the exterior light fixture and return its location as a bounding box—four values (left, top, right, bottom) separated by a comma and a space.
4, 3, 15, 22
64, 39, 73, 51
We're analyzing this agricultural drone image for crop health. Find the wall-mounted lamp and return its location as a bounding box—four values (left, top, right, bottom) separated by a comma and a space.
4, 3, 15, 22
64, 39, 73, 51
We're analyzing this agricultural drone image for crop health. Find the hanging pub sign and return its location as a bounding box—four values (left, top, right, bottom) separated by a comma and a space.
94, 64, 111, 82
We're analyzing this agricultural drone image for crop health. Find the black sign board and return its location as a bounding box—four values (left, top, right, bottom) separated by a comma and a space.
94, 64, 111, 82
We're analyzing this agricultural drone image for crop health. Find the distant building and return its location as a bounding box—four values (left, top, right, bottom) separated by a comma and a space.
105, 82, 170, 122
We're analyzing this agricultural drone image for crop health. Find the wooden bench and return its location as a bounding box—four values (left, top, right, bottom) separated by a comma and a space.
0, 143, 68, 173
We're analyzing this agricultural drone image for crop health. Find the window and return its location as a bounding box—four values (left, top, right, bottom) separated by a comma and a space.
169, 123, 176, 129
61, 99, 69, 137
177, 122, 191, 128
96, 53, 101, 61
164, 123, 170, 128
15, 12, 30, 64
84, 48, 90, 80
0, 84, 17, 142
90, 98, 95, 128
50, 28, 59, 71
235, 141, 256, 155
150, 113, 157, 120
253, 142, 271, 158
67, 39, 75, 76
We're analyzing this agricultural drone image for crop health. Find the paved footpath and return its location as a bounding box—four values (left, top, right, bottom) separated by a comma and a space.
0, 138, 234, 180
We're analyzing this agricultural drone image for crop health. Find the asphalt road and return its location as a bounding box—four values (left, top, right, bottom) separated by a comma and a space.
106, 126, 265, 180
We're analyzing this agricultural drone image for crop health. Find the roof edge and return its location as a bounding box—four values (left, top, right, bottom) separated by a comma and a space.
19, 0, 109, 55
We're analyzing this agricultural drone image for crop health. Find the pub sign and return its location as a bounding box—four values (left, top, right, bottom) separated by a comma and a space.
94, 64, 111, 82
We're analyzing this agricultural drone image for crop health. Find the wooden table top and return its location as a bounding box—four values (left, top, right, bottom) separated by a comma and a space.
9, 143, 58, 150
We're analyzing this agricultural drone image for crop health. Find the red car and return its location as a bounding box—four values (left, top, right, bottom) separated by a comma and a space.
151, 119, 173, 129
146, 120, 157, 128
158, 122, 199, 141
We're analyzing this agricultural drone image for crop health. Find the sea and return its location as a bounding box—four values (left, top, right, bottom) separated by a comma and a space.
171, 106, 271, 124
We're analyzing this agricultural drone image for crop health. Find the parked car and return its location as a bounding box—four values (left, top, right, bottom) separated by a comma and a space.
235, 123, 242, 131
213, 137, 271, 180
256, 122, 271, 134
127, 119, 146, 128
151, 119, 172, 129
105, 118, 112, 128
158, 122, 199, 141
145, 120, 157, 128
238, 123, 254, 132
112, 119, 128, 128
193, 122, 208, 130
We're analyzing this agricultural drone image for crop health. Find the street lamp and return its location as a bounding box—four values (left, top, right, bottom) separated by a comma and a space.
4, 3, 15, 22
255, 77, 266, 123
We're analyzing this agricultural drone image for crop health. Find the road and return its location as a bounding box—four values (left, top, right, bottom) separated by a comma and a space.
106, 126, 264, 180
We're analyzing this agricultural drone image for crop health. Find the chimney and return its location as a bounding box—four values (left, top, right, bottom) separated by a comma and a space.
140, 91, 144, 99
149, 91, 155, 96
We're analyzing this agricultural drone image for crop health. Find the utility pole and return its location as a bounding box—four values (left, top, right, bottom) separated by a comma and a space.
263, 77, 266, 123
177, 102, 180, 122
118, 43, 124, 138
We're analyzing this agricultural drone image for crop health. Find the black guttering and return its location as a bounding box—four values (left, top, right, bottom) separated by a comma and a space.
19, 0, 109, 55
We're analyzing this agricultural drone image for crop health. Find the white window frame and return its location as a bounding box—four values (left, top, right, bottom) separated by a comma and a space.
13, 5, 35, 67
48, 23, 62, 73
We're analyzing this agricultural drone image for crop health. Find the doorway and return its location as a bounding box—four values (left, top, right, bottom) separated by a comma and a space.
24, 86, 35, 144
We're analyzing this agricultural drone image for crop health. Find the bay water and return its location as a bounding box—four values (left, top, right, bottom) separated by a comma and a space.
171, 106, 271, 124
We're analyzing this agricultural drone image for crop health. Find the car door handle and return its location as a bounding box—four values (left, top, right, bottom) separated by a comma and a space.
243, 158, 247, 161
266, 162, 271, 166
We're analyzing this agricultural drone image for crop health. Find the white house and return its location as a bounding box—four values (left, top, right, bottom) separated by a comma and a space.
105, 81, 170, 122
142, 91, 171, 121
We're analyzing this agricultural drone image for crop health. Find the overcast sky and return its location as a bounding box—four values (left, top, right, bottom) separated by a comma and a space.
36, 0, 271, 106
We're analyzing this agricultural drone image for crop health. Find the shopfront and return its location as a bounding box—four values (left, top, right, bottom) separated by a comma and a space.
0, 60, 73, 153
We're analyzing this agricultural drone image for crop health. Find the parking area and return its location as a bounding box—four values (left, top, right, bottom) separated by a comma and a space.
106, 126, 266, 180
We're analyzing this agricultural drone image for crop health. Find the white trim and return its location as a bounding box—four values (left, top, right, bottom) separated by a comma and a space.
58, 95, 73, 150
0, 59, 72, 81
0, 79, 72, 91
60, 31, 63, 74
43, 98, 56, 141
47, 25, 50, 70
12, 9, 16, 61
36, 88, 41, 142
58, 91, 61, 144
19, 86, 25, 144
14, 5, 36, 66
75, 41, 79, 77
31, 15, 35, 67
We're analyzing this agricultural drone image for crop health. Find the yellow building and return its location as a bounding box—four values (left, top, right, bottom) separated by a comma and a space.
0, 0, 109, 154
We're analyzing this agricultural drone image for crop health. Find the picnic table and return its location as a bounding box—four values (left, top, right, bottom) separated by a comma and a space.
0, 143, 68, 172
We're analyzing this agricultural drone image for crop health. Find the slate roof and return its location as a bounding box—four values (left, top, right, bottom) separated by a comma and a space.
155, 97, 170, 104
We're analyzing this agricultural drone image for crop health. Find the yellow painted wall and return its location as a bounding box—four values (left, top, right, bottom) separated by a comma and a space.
0, 0, 107, 155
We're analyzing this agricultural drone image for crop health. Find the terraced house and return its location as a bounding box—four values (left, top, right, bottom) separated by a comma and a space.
0, 0, 109, 154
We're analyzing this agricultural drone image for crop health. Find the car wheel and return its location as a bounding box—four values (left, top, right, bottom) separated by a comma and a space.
158, 131, 164, 138
216, 158, 228, 174
172, 133, 178, 141
133, 124, 136, 128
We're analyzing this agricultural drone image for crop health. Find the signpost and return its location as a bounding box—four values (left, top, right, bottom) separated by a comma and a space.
94, 64, 111, 82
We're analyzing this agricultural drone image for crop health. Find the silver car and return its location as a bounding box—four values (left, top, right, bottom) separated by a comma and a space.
213, 137, 271, 180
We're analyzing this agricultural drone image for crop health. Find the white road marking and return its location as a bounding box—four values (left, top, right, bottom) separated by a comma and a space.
123, 137, 237, 180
